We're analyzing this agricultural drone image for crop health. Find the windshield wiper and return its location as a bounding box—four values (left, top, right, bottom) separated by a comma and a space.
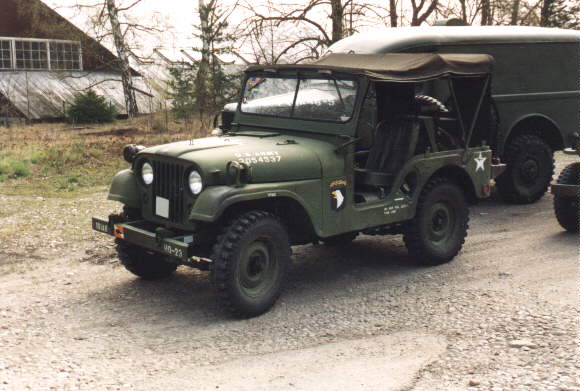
226, 130, 280, 138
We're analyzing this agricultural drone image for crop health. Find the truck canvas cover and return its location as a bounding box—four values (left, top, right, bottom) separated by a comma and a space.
246, 53, 494, 82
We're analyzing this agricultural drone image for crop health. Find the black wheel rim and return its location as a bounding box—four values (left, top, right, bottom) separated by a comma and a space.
428, 201, 455, 243
238, 239, 278, 298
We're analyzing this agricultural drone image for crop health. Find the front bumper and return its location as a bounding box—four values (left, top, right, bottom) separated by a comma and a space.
92, 217, 196, 261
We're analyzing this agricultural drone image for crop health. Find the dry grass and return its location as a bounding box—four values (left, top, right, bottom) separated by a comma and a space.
0, 114, 210, 196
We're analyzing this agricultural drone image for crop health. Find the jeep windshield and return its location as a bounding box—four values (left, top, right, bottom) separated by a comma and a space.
240, 75, 357, 123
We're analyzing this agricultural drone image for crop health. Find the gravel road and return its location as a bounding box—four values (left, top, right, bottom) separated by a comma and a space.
0, 153, 578, 391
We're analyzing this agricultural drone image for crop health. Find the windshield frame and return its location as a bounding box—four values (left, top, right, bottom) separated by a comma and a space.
238, 71, 360, 125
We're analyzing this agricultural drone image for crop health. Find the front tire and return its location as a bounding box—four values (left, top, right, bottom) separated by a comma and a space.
554, 162, 579, 233
497, 134, 554, 204
116, 240, 178, 280
403, 177, 469, 266
211, 211, 291, 318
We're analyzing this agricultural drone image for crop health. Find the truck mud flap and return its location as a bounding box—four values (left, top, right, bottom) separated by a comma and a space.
491, 163, 507, 179
92, 217, 193, 261
551, 183, 579, 198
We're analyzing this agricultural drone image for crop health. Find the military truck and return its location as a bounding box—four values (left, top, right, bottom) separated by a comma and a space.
552, 133, 580, 232
93, 53, 505, 317
325, 26, 580, 204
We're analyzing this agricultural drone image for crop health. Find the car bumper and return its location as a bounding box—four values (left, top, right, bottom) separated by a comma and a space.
92, 217, 196, 261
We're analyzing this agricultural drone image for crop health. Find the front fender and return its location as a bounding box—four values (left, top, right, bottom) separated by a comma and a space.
189, 180, 322, 230
107, 169, 141, 208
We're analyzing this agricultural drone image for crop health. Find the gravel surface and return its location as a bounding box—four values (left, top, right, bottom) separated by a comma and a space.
0, 153, 578, 391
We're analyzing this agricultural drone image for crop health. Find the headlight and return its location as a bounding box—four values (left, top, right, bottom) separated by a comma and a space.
141, 162, 154, 185
188, 170, 203, 195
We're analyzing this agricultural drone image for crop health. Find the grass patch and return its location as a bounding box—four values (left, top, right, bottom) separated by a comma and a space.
0, 154, 31, 179
0, 115, 208, 196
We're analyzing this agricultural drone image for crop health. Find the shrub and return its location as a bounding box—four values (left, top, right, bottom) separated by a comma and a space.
12, 161, 30, 177
67, 90, 117, 124
0, 157, 30, 179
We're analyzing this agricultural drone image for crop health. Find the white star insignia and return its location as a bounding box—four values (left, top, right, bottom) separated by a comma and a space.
474, 152, 487, 172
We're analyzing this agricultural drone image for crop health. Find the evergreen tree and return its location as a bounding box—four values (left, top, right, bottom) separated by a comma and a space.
541, 0, 580, 28
166, 65, 196, 119
193, 0, 240, 130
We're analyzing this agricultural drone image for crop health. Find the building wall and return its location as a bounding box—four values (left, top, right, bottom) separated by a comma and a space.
0, 0, 127, 73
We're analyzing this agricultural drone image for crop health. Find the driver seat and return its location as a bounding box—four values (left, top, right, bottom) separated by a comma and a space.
355, 117, 420, 190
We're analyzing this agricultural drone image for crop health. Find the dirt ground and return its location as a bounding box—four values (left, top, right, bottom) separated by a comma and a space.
0, 153, 578, 391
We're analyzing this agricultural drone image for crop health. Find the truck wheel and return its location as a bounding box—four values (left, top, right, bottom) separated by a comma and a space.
211, 211, 291, 318
322, 232, 358, 246
116, 240, 177, 280
554, 162, 579, 233
497, 134, 554, 204
403, 177, 469, 266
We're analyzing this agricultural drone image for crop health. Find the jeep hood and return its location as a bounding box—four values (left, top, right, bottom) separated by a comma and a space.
141, 134, 333, 182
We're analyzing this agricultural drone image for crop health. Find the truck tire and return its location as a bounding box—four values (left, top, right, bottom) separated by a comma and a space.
211, 211, 291, 318
554, 162, 579, 233
497, 134, 554, 204
322, 232, 358, 246
403, 177, 469, 266
116, 240, 177, 280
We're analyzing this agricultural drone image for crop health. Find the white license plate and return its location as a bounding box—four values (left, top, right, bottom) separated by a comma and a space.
155, 196, 169, 218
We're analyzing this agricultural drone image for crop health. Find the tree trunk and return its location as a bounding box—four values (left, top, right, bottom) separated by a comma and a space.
481, 0, 491, 25
459, 0, 467, 22
196, 0, 213, 130
411, 0, 439, 26
105, 0, 138, 118
540, 0, 555, 25
330, 0, 344, 43
510, 0, 521, 25
389, 0, 398, 27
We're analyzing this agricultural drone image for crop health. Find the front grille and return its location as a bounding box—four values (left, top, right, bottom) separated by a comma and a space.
152, 160, 186, 223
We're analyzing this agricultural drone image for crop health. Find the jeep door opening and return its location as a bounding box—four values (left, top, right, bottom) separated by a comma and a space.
93, 53, 505, 318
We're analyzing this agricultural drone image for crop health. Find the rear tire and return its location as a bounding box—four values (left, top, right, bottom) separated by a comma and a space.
497, 134, 554, 204
403, 177, 469, 266
553, 163, 579, 233
116, 240, 177, 280
211, 211, 291, 318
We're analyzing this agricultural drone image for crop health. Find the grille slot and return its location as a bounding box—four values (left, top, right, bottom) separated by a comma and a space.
152, 160, 186, 223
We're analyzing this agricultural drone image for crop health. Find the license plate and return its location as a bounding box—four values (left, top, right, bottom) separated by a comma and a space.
156, 196, 169, 218
162, 242, 186, 259
92, 219, 111, 234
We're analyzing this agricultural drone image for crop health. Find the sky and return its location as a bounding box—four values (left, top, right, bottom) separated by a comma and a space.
43, 0, 243, 58
40, 0, 451, 62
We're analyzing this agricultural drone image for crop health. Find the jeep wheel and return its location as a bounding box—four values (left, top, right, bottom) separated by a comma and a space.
116, 240, 177, 280
497, 134, 554, 204
211, 211, 291, 318
403, 177, 469, 265
554, 162, 579, 233
322, 232, 358, 246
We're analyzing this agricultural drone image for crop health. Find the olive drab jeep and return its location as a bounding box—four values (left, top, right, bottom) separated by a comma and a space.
93, 53, 506, 318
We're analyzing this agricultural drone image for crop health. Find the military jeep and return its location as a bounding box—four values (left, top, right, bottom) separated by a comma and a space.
93, 53, 505, 317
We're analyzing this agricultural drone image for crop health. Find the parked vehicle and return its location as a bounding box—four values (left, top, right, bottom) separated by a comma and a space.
325, 26, 580, 204
552, 133, 580, 232
93, 53, 505, 317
